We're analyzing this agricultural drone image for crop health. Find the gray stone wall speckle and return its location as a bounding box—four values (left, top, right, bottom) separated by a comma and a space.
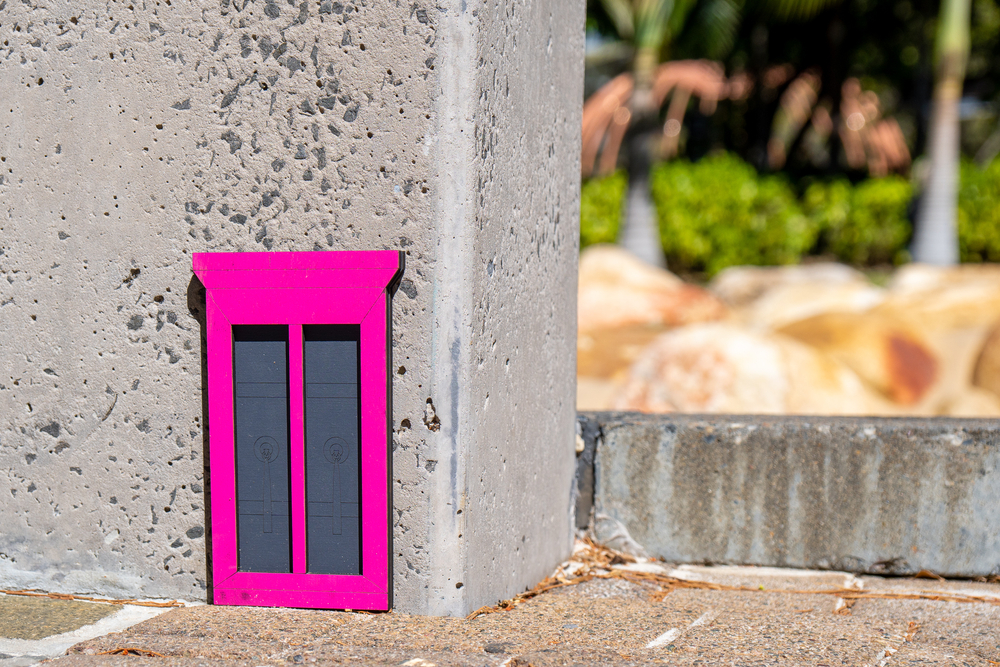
1, 0, 582, 614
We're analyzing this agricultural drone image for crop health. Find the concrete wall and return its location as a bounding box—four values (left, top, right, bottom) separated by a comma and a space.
423, 1, 582, 616
589, 413, 1000, 577
0, 0, 582, 615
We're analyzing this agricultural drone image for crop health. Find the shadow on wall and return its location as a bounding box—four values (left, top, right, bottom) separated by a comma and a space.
186, 275, 213, 599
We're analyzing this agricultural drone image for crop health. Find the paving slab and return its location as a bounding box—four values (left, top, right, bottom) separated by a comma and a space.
0, 596, 117, 641
0, 594, 180, 667
49, 571, 1000, 667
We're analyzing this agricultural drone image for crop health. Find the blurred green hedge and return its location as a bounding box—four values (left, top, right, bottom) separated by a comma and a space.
958, 159, 1000, 263
580, 170, 627, 249
803, 176, 913, 266
580, 154, 1000, 275
650, 154, 817, 276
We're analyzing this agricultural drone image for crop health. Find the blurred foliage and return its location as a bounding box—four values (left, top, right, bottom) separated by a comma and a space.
804, 176, 914, 265
582, 155, 1000, 272
586, 0, 1000, 175
958, 159, 1000, 261
580, 171, 629, 248
650, 153, 817, 275
671, 0, 744, 60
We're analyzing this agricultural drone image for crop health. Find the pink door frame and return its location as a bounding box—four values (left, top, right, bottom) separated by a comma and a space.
192, 251, 403, 610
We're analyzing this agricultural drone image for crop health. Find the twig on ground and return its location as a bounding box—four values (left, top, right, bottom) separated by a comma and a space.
97, 648, 166, 657
1, 589, 183, 608
466, 541, 1000, 620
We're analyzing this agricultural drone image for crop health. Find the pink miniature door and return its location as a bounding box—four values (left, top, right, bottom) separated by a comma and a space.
192, 251, 403, 610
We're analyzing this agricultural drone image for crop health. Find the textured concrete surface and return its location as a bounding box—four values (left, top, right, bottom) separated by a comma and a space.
46, 571, 1000, 665
0, 0, 582, 614
589, 413, 1000, 577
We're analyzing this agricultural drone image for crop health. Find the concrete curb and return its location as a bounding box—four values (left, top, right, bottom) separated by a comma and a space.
581, 412, 1000, 577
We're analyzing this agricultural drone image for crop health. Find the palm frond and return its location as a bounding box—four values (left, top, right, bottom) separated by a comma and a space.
599, 0, 637, 39
634, 0, 677, 50
666, 0, 701, 45
755, 0, 841, 20
675, 0, 742, 59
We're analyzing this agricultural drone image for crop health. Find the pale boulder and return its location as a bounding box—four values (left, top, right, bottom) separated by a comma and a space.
778, 312, 937, 406
880, 263, 1000, 331
710, 263, 872, 309
710, 263, 885, 331
875, 264, 1000, 413
941, 387, 1000, 417
888, 262, 1000, 296
578, 245, 727, 333
577, 245, 729, 410
740, 281, 886, 331
576, 376, 621, 412
614, 323, 894, 415
971, 320, 1000, 399
578, 323, 669, 382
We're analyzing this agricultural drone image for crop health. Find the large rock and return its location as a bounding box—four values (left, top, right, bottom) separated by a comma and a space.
778, 312, 937, 405
874, 264, 1000, 414
577, 324, 670, 379
941, 387, 1000, 417
577, 246, 728, 411
972, 320, 1000, 399
578, 245, 727, 332
614, 323, 895, 415
888, 261, 1000, 292
710, 263, 872, 309
741, 281, 886, 331
710, 263, 885, 331
577, 376, 622, 412
584, 260, 1000, 416
729, 262, 1000, 415
880, 263, 1000, 330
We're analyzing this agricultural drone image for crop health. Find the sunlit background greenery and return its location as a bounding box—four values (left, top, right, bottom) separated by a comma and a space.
582, 0, 1000, 276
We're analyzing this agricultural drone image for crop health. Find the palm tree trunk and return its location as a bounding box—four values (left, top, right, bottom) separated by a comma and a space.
912, 81, 962, 264
621, 171, 664, 267
912, 0, 971, 265
618, 46, 667, 268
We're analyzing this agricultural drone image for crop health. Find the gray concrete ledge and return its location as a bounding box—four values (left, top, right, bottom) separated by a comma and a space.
581, 413, 1000, 577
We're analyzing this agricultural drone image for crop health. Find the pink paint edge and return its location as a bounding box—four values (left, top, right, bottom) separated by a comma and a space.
359, 294, 389, 591
206, 294, 238, 586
